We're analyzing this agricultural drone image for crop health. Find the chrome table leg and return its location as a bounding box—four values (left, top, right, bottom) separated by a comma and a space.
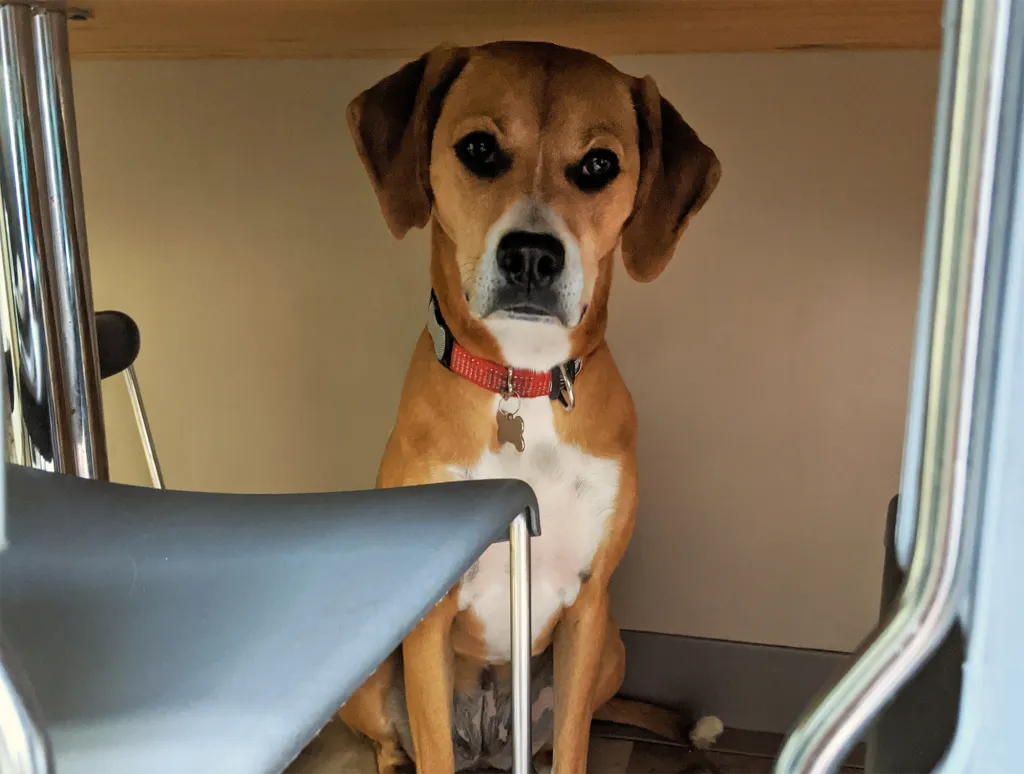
0, 1, 105, 478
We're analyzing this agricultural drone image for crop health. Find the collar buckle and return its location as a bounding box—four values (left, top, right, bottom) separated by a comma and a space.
503, 366, 515, 400
557, 363, 575, 412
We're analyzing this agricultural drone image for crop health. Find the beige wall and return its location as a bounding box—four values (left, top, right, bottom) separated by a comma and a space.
73, 51, 937, 653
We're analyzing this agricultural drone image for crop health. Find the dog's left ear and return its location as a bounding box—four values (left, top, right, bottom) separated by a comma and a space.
347, 45, 469, 239
622, 76, 721, 282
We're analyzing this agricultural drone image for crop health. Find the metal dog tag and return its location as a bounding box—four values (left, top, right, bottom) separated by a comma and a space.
497, 366, 525, 452
497, 410, 525, 452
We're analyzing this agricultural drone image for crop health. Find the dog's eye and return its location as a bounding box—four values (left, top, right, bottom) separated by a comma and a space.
454, 132, 509, 179
568, 149, 620, 192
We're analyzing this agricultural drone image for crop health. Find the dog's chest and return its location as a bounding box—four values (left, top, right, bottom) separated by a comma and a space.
449, 397, 620, 661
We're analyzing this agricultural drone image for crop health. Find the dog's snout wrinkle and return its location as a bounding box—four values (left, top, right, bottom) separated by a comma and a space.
496, 231, 565, 290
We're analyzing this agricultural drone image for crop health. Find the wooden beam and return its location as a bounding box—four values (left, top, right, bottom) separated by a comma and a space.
66, 0, 943, 60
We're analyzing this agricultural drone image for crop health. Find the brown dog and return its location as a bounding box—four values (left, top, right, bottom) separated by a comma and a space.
339, 41, 721, 774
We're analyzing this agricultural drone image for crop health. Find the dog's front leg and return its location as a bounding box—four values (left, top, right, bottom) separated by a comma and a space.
403, 592, 458, 773
551, 587, 609, 774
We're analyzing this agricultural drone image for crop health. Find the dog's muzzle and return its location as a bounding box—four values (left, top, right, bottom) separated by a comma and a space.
488, 231, 568, 323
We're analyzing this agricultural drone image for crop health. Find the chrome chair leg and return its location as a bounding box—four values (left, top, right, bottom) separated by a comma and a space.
124, 365, 164, 489
509, 511, 533, 774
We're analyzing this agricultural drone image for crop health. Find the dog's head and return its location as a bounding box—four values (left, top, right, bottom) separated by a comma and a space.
349, 41, 719, 369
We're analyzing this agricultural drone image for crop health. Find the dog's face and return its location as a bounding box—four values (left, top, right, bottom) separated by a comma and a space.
427, 49, 641, 332
349, 42, 719, 367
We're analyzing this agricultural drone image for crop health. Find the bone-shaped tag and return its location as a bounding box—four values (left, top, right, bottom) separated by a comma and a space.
496, 410, 525, 452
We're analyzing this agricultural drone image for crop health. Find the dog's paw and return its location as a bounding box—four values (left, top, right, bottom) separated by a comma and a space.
688, 715, 724, 750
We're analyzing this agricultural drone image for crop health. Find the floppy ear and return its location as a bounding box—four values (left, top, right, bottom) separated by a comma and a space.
621, 75, 721, 282
347, 45, 469, 239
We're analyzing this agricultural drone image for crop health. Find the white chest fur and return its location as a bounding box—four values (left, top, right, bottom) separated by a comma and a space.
448, 395, 621, 662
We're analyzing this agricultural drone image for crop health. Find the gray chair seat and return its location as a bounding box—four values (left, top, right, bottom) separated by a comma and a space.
0, 464, 538, 774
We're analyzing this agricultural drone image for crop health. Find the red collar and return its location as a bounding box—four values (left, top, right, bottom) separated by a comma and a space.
426, 292, 581, 406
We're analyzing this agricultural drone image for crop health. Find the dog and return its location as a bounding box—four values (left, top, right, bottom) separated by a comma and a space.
338, 41, 721, 774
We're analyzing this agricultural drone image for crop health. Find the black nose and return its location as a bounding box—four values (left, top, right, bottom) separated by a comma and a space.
496, 231, 565, 289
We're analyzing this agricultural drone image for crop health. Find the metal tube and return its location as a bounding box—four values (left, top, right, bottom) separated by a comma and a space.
124, 364, 163, 489
509, 511, 532, 774
774, 0, 1012, 772
0, 1, 70, 472
30, 6, 106, 479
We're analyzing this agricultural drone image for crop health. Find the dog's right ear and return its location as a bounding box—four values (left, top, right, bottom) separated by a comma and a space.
347, 46, 469, 239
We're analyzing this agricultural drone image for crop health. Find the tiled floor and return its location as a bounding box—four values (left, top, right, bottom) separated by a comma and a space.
581, 730, 859, 773
286, 720, 861, 773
